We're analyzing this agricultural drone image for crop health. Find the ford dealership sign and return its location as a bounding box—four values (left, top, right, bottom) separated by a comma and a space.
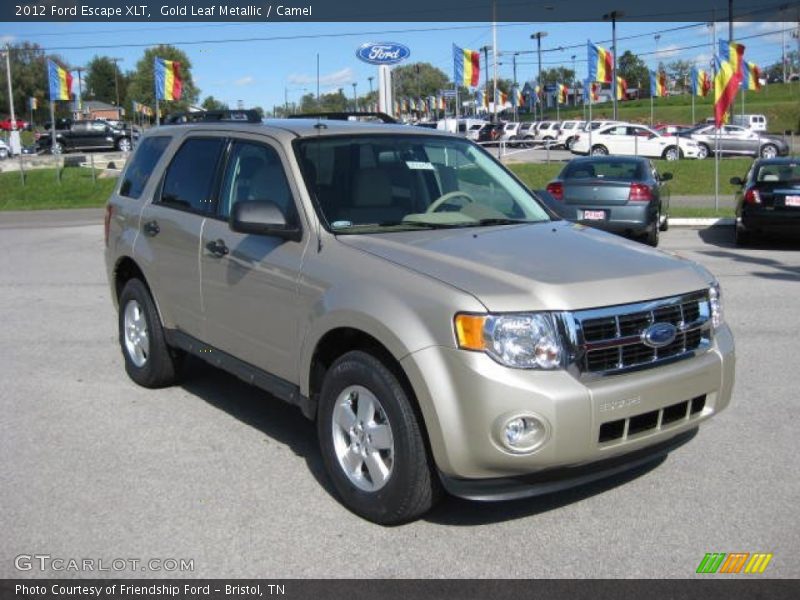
356, 42, 410, 65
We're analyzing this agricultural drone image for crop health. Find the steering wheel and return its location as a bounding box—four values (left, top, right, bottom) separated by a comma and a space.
426, 191, 476, 213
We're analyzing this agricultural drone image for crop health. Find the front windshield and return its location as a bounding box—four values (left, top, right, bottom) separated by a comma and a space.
295, 134, 551, 234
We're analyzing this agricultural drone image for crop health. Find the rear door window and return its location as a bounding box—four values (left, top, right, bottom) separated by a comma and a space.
159, 137, 225, 214
119, 136, 171, 199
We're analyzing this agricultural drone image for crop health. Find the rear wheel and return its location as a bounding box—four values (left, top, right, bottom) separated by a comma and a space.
659, 207, 670, 232
590, 145, 608, 156
317, 350, 441, 525
566, 137, 576, 150
696, 144, 710, 159
118, 279, 183, 388
50, 142, 64, 155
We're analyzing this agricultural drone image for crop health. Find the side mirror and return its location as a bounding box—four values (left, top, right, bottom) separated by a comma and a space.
729, 176, 744, 186
229, 201, 301, 241
660, 172, 673, 181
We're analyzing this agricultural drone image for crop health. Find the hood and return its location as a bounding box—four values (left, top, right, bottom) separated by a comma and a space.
338, 222, 712, 312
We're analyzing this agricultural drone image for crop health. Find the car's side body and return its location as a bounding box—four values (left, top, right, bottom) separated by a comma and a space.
572, 123, 700, 160
681, 125, 789, 158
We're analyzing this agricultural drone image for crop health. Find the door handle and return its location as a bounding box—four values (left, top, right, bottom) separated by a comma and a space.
143, 220, 160, 237
205, 239, 229, 257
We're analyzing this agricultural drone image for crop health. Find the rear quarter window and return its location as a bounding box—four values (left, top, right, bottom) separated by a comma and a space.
119, 136, 171, 199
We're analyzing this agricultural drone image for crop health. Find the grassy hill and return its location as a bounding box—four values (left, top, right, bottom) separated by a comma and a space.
532, 82, 800, 133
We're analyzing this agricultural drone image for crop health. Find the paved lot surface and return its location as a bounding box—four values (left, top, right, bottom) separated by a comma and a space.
1, 214, 798, 578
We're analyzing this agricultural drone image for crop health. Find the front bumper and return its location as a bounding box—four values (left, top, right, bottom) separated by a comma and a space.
400, 324, 734, 484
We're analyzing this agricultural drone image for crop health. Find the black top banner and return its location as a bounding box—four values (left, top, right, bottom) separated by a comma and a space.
3, 0, 798, 22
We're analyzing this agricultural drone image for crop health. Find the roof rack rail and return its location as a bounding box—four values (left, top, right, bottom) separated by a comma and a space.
288, 112, 397, 124
163, 109, 262, 125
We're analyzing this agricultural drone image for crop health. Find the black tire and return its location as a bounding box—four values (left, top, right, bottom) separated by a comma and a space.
590, 145, 608, 156
696, 143, 710, 159
51, 142, 64, 155
317, 350, 441, 525
760, 144, 778, 159
117, 137, 132, 152
118, 278, 183, 388
566, 137, 575, 150
645, 211, 660, 247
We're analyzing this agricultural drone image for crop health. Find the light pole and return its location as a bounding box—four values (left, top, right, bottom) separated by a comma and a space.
603, 11, 623, 121
480, 45, 492, 117
531, 32, 548, 119
571, 54, 577, 105
3, 44, 21, 155
110, 57, 123, 116
72, 66, 85, 118
352, 82, 358, 112
654, 34, 661, 68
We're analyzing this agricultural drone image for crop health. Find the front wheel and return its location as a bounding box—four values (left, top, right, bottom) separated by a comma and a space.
645, 211, 660, 246
663, 146, 681, 161
696, 144, 710, 159
317, 350, 441, 525
117, 137, 132, 152
50, 142, 64, 155
118, 279, 183, 388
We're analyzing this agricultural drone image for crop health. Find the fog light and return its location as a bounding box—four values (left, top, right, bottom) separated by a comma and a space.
498, 414, 549, 454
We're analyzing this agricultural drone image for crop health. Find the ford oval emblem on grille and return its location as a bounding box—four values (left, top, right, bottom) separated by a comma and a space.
641, 322, 677, 348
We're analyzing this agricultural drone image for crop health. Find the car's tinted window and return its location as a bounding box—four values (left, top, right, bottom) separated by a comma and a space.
160, 137, 225, 213
119, 136, 171, 199
219, 141, 297, 222
296, 134, 550, 233
756, 163, 800, 183
563, 160, 644, 181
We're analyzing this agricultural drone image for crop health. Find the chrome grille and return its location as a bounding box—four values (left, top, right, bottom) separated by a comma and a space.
572, 290, 712, 376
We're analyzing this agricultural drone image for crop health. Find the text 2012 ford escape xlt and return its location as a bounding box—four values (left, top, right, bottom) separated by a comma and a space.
104, 112, 735, 525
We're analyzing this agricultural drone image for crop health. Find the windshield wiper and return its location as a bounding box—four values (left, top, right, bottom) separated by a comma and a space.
468, 218, 533, 227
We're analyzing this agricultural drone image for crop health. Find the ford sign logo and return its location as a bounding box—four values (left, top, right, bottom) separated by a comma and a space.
641, 322, 678, 349
356, 42, 410, 65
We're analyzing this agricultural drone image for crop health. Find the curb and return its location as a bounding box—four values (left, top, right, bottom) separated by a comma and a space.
670, 218, 735, 227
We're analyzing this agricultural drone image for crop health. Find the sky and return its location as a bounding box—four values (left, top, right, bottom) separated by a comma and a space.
0, 19, 796, 111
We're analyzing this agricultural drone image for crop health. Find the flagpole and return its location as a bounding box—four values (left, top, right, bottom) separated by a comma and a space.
49, 100, 56, 155
155, 97, 160, 126
714, 125, 720, 212
741, 89, 745, 117
588, 90, 593, 151
691, 90, 695, 124
650, 94, 653, 127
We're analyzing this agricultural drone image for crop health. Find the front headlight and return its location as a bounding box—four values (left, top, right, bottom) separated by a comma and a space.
709, 282, 723, 328
454, 313, 564, 369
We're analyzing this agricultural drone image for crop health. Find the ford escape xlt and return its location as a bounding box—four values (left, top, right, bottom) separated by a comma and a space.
105, 113, 735, 525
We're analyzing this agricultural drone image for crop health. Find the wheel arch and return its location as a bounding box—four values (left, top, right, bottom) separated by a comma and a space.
112, 255, 166, 326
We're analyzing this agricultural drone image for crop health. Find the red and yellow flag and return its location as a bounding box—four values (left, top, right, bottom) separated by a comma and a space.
741, 61, 761, 91
616, 76, 628, 100
588, 41, 613, 83
453, 44, 480, 88
47, 60, 73, 102
714, 59, 739, 127
154, 57, 182, 101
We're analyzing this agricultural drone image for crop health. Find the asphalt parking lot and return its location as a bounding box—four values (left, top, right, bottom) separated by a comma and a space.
1, 212, 798, 578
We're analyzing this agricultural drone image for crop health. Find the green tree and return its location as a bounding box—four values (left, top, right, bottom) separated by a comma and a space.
84, 56, 128, 105
666, 60, 693, 93
201, 95, 228, 111
617, 50, 651, 97
0, 42, 70, 123
126, 45, 199, 118
539, 67, 576, 86
298, 90, 348, 113
393, 62, 451, 98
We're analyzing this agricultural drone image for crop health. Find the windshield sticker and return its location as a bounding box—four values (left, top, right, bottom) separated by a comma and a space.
331, 220, 353, 229
406, 161, 435, 170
